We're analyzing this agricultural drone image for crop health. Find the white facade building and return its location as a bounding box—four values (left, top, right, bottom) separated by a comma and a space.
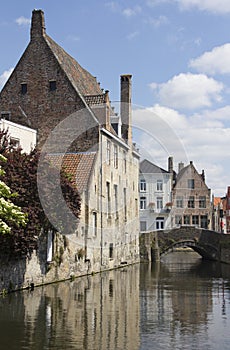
139, 159, 173, 231
0, 119, 36, 153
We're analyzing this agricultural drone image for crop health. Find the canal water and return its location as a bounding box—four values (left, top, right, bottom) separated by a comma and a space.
0, 251, 230, 350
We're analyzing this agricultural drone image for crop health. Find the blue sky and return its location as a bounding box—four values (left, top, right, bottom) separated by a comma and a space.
0, 0, 230, 196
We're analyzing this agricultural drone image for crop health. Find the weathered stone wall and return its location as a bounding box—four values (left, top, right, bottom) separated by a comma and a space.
140, 227, 230, 264
0, 231, 89, 293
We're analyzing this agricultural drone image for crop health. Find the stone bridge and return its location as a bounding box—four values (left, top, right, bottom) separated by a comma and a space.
140, 226, 230, 264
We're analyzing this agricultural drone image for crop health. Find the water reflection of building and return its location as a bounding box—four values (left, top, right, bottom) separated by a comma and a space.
139, 258, 213, 336
21, 265, 140, 350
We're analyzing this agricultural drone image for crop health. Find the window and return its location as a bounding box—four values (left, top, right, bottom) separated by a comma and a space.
184, 215, 190, 225
157, 180, 163, 191
49, 80, 57, 91
156, 197, 163, 210
106, 141, 111, 164
175, 215, 182, 225
188, 179, 195, 189
124, 188, 127, 221
47, 230, 53, 262
188, 196, 195, 208
106, 182, 111, 216
10, 137, 20, 149
135, 198, 138, 216
109, 243, 114, 259
21, 83, 27, 95
201, 215, 208, 229
1, 112, 10, 120
140, 221, 147, 231
199, 196, 206, 208
114, 185, 118, 218
114, 145, 118, 168
140, 197, 146, 210
140, 179, 146, 192
92, 212, 97, 236
156, 217, 164, 230
123, 151, 127, 173
176, 196, 183, 208
192, 215, 199, 226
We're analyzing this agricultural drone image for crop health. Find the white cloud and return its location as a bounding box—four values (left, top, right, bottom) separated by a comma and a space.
189, 43, 230, 75
0, 68, 13, 90
15, 16, 30, 26
132, 104, 230, 196
149, 73, 224, 110
146, 15, 169, 27
105, 1, 119, 12
122, 6, 142, 17
146, 0, 170, 6
175, 0, 230, 14
126, 31, 139, 40
146, 0, 230, 14
132, 106, 189, 167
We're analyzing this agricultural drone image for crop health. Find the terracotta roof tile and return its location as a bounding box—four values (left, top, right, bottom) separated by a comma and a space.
48, 152, 96, 193
214, 197, 221, 206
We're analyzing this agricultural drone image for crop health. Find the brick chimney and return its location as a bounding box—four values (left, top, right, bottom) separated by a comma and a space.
120, 74, 132, 144
168, 156, 173, 173
178, 162, 184, 173
30, 9, 46, 40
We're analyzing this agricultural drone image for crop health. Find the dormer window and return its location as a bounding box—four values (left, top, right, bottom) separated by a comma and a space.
49, 80, 56, 91
21, 83, 27, 95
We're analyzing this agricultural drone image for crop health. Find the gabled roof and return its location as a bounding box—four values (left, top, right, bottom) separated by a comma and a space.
45, 35, 103, 97
140, 159, 169, 174
176, 163, 190, 181
176, 161, 202, 182
48, 152, 96, 193
29, 10, 106, 102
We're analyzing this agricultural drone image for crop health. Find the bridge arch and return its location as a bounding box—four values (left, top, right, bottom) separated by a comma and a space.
158, 239, 219, 260
140, 226, 230, 263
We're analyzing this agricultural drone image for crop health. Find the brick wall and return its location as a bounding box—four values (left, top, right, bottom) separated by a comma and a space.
0, 33, 99, 151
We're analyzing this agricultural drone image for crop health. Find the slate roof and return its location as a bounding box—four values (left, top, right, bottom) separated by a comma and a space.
48, 152, 96, 193
140, 159, 169, 174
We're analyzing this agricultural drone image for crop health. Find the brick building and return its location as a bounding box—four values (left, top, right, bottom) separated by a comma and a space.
171, 161, 212, 229
0, 10, 140, 290
226, 186, 230, 233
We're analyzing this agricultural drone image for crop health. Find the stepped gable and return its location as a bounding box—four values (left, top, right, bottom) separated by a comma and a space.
140, 159, 169, 174
48, 152, 96, 193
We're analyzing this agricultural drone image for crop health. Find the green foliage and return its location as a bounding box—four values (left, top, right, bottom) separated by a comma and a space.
0, 131, 81, 257
0, 153, 27, 234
